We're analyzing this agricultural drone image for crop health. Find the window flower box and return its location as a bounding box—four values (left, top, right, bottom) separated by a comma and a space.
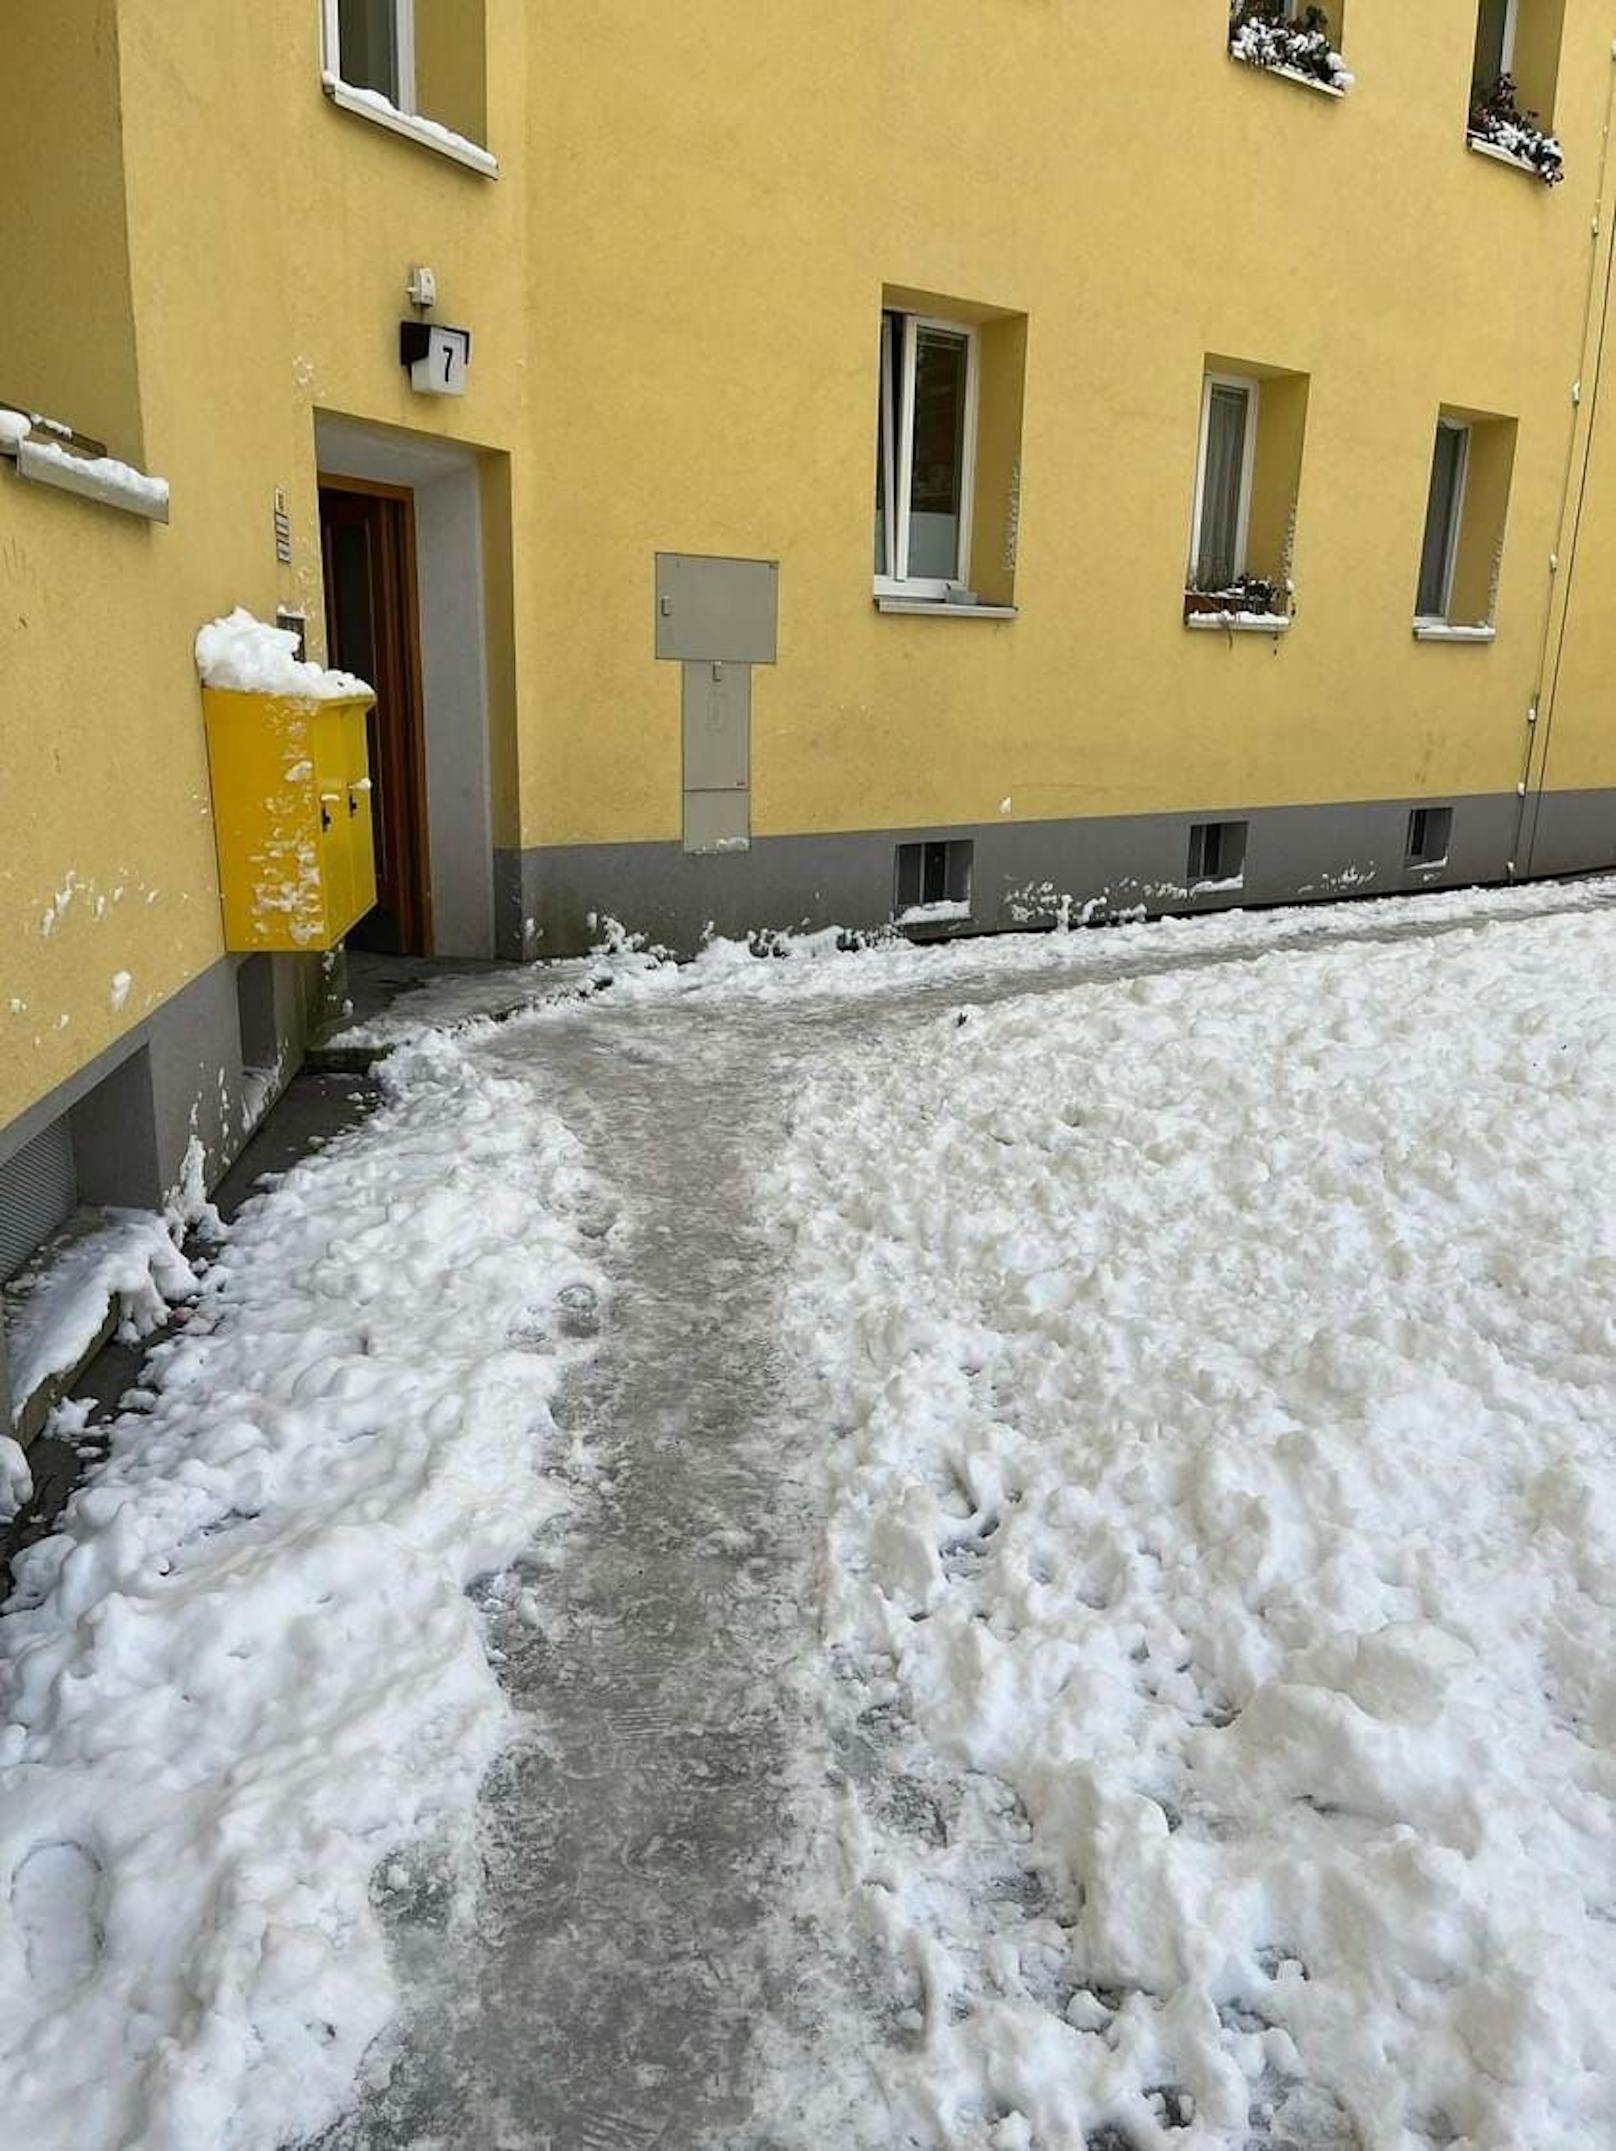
1184, 576, 1290, 628
1467, 75, 1564, 185
1228, 3, 1354, 95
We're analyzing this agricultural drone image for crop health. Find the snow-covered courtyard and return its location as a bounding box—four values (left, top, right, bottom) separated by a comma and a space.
5, 882, 1616, 2150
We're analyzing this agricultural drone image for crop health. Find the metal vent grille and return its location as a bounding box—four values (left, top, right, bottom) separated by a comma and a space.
0, 1116, 78, 1282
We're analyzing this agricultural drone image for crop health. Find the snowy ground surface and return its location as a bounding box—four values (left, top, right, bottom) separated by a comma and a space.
6, 881, 1616, 2151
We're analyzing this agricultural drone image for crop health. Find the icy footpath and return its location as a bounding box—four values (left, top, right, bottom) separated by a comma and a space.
0, 1028, 601, 2151
775, 905, 1616, 2150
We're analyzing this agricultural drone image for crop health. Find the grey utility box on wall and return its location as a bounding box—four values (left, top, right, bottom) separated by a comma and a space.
655, 553, 778, 855
682, 661, 751, 793
655, 553, 778, 665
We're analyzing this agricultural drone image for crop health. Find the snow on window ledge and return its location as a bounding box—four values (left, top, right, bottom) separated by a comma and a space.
874, 595, 1018, 620
1227, 16, 1354, 96
1466, 133, 1554, 181
1254, 59, 1348, 99
1, 412, 169, 522
896, 899, 973, 928
1184, 609, 1293, 636
321, 74, 499, 177
1413, 619, 1497, 643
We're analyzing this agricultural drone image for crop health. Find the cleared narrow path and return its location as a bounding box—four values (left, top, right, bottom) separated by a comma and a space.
314, 999, 827, 2150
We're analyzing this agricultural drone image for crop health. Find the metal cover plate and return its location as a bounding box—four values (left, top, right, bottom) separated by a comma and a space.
656, 553, 778, 664
683, 788, 751, 856
682, 661, 751, 792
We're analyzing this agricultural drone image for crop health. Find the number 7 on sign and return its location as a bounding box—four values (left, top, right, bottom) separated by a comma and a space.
404, 323, 471, 397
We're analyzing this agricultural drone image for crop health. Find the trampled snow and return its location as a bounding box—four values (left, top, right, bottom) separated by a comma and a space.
0, 1030, 599, 2150
195, 607, 372, 702
771, 903, 1616, 2149
334, 874, 1616, 1049
9, 882, 1616, 2150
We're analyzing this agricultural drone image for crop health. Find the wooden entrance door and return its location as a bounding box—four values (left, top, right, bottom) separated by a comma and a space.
318, 478, 432, 954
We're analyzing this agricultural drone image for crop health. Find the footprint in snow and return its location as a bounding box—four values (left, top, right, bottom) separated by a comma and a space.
12, 1840, 105, 1997
556, 1282, 601, 1338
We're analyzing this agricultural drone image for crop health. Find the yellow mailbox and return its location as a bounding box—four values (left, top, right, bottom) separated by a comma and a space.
201, 688, 378, 952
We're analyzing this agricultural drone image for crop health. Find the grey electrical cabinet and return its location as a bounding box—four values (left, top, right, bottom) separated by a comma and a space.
655, 553, 778, 665
656, 550, 777, 856
682, 660, 750, 854
682, 661, 750, 792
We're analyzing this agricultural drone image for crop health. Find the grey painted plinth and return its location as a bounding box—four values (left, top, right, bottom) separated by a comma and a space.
496, 790, 1616, 960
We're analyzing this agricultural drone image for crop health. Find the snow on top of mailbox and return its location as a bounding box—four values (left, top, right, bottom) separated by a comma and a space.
195, 606, 372, 701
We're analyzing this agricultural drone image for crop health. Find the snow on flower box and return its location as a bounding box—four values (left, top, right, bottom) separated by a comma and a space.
1227, 2, 1354, 96
195, 611, 378, 953
1184, 579, 1292, 633
1467, 76, 1564, 185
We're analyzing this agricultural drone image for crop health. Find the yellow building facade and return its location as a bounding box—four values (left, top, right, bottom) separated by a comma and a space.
3, 1, 1616, 1405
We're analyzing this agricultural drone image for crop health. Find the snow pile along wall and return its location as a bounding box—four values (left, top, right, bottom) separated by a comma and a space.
0, 1027, 602, 2151
778, 907, 1616, 2150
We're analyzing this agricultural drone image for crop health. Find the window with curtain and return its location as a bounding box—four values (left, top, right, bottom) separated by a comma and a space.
1472, 0, 1516, 94
1416, 422, 1470, 619
1191, 379, 1255, 592
874, 310, 978, 593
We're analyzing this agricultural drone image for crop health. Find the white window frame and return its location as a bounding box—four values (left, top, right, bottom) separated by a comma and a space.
874, 311, 981, 601
1187, 371, 1260, 591
322, 0, 415, 111
1499, 0, 1519, 76
319, 0, 498, 175
1416, 418, 1472, 625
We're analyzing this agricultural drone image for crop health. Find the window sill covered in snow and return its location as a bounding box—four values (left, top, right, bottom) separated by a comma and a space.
321, 74, 499, 177
1414, 618, 1497, 644
0, 409, 169, 523
1467, 75, 1564, 185
1227, 10, 1354, 96
1185, 608, 1293, 636
895, 900, 973, 928
1467, 130, 1564, 182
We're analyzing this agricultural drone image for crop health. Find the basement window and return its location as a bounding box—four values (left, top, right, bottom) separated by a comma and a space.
895, 840, 974, 926
1413, 406, 1515, 638
1187, 820, 1248, 891
1406, 806, 1453, 869
0, 1116, 77, 1285
320, 0, 496, 174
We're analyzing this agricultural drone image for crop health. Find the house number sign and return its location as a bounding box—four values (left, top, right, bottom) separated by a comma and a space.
398, 321, 472, 397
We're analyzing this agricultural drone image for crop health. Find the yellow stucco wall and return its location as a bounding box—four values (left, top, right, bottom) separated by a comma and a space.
1, 0, 529, 1132
522, 1, 1614, 845
4, 0, 1616, 1140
